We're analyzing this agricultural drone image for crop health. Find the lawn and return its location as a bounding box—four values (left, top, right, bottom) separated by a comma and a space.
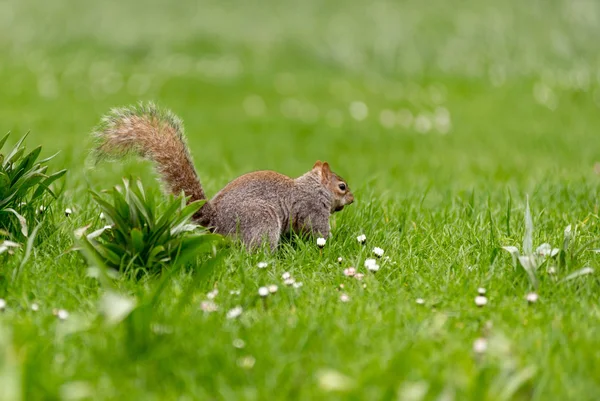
1, 0, 600, 400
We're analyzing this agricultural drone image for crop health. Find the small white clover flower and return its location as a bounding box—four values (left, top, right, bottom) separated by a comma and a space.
257, 262, 268, 269
226, 306, 243, 319
0, 298, 6, 311
38, 205, 46, 214
340, 293, 350, 302
268, 285, 278, 294
337, 257, 343, 264
258, 287, 269, 297
232, 339, 246, 349
31, 303, 39, 312
473, 338, 488, 354
415, 298, 425, 305
317, 237, 326, 248
284, 278, 296, 286
343, 267, 356, 277
355, 273, 365, 280
292, 282, 303, 288
230, 290, 241, 295
65, 208, 73, 217
357, 234, 367, 244
547, 266, 556, 275
477, 288, 486, 295
475, 296, 488, 307
207, 289, 218, 300
99, 212, 105, 220
200, 301, 218, 312
282, 272, 291, 280
56, 309, 69, 320
367, 262, 380, 272
373, 247, 384, 257
364, 259, 377, 268
526, 292, 538, 304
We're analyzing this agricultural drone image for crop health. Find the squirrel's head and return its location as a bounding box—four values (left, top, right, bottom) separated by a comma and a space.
312, 160, 354, 213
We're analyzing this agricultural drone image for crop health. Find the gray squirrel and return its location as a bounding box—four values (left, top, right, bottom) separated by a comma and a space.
92, 103, 354, 250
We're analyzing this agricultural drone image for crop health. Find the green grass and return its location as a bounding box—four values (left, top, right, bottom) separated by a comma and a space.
1, 0, 600, 400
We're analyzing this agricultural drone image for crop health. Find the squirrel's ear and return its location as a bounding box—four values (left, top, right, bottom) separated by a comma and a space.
313, 160, 323, 170
320, 162, 332, 183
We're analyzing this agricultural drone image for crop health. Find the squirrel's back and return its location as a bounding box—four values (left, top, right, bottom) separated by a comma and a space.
209, 171, 295, 237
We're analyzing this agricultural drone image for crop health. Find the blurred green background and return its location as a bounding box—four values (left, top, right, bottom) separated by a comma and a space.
2, 0, 599, 195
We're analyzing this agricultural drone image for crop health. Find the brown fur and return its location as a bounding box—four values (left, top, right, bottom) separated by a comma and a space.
93, 103, 354, 250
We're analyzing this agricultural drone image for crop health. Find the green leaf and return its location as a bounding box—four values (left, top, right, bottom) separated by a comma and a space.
130, 228, 145, 255
4, 132, 29, 165
0, 132, 10, 151
11, 146, 42, 183
31, 169, 67, 199
0, 171, 10, 199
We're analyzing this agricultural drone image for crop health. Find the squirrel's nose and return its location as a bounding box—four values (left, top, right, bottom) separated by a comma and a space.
347, 195, 354, 204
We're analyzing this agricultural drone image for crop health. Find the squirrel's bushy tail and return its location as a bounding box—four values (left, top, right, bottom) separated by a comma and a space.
92, 102, 207, 202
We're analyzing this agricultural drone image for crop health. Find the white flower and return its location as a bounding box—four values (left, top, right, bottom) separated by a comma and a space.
31, 303, 39, 312
99, 212, 105, 220
415, 298, 425, 305
65, 208, 73, 217
38, 205, 46, 213
258, 287, 269, 297
368, 264, 380, 272
337, 257, 343, 264
207, 289, 218, 300
56, 309, 69, 320
281, 272, 291, 280
226, 306, 243, 319
364, 259, 377, 268
268, 285, 278, 294
257, 262, 268, 269
292, 282, 303, 288
356, 234, 367, 244
477, 288, 486, 295
473, 338, 488, 354
355, 273, 365, 280
526, 292, 538, 303
232, 339, 245, 349
547, 266, 556, 275
317, 237, 326, 248
0, 298, 6, 311
475, 296, 488, 307
373, 247, 384, 257
365, 259, 380, 272
340, 293, 350, 302
343, 267, 356, 277
230, 290, 241, 295
200, 301, 218, 312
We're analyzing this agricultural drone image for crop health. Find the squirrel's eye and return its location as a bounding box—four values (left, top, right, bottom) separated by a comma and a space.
338, 183, 346, 191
